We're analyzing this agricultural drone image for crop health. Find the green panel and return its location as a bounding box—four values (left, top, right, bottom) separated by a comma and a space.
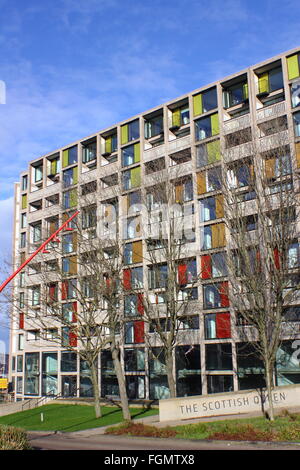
73, 166, 78, 185
21, 194, 27, 210
243, 83, 249, 100
193, 94, 203, 116
131, 167, 141, 188
211, 113, 219, 136
207, 140, 220, 163
172, 108, 181, 127
287, 54, 300, 80
69, 189, 78, 207
134, 143, 140, 163
258, 73, 269, 94
121, 125, 128, 145
105, 136, 112, 153
50, 159, 57, 175
62, 150, 69, 168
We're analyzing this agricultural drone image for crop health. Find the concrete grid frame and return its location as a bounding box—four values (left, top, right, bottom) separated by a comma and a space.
8, 46, 300, 402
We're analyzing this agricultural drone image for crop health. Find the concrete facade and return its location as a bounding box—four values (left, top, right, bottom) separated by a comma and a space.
8, 47, 300, 403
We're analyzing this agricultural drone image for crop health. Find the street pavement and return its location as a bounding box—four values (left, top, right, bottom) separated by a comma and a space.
27, 413, 300, 451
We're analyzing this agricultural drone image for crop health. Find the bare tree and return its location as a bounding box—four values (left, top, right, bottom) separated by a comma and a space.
6, 188, 132, 421
138, 165, 200, 398
220, 124, 300, 420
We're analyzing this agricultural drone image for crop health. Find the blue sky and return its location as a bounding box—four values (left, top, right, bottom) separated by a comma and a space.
0, 0, 299, 341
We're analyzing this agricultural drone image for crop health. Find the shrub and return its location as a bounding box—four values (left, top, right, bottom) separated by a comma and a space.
106, 422, 177, 438
208, 424, 278, 442
0, 425, 31, 450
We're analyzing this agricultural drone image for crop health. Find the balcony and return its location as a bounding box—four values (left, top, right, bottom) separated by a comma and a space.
256, 101, 286, 123
223, 114, 251, 135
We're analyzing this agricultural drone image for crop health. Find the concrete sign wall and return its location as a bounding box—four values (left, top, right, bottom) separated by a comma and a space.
159, 384, 300, 422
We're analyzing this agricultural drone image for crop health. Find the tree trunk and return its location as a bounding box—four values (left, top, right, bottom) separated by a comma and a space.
111, 346, 131, 421
165, 353, 176, 398
90, 362, 102, 418
265, 359, 275, 421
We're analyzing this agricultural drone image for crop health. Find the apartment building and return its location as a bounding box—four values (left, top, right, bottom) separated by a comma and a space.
9, 47, 300, 401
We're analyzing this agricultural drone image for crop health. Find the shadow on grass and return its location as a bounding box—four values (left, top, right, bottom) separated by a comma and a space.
59, 408, 121, 432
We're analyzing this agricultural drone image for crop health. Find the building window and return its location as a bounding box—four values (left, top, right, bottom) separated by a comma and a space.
201, 252, 228, 279
82, 141, 96, 163
145, 114, 163, 139
207, 375, 234, 394
103, 133, 118, 154
21, 213, 27, 229
123, 267, 143, 290
122, 167, 141, 190
63, 167, 78, 187
20, 232, 26, 249
174, 178, 193, 203
200, 224, 225, 250
195, 113, 219, 141
124, 320, 144, 344
193, 88, 218, 116
293, 111, 300, 137
124, 294, 144, 317
42, 352, 58, 395
121, 119, 140, 145
63, 189, 77, 209
122, 143, 140, 167
199, 195, 224, 222
206, 343, 233, 371
124, 348, 145, 371
196, 140, 221, 168
18, 334, 24, 351
16, 376, 23, 394
171, 104, 190, 128
123, 241, 143, 265
24, 352, 39, 395
17, 355, 23, 372
204, 312, 231, 339
34, 164, 43, 183
32, 286, 41, 306
62, 256, 77, 275
257, 66, 284, 95
203, 282, 229, 309
176, 345, 201, 397
149, 347, 170, 400
21, 175, 28, 191
62, 145, 78, 167
291, 80, 300, 109
31, 222, 42, 243
148, 264, 168, 289
223, 80, 248, 108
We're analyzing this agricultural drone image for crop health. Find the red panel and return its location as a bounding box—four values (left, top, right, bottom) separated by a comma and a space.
123, 269, 131, 290
134, 321, 144, 343
216, 312, 231, 338
220, 282, 229, 307
178, 264, 187, 285
61, 281, 67, 300
19, 312, 24, 330
201, 255, 212, 279
137, 293, 144, 315
72, 302, 77, 323
69, 331, 77, 347
274, 248, 280, 270
49, 284, 57, 302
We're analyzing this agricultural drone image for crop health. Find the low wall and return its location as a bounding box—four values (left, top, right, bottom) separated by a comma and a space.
159, 384, 300, 422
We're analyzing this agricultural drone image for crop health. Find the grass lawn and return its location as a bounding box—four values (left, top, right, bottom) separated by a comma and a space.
106, 412, 300, 442
0, 404, 158, 433
172, 413, 300, 442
